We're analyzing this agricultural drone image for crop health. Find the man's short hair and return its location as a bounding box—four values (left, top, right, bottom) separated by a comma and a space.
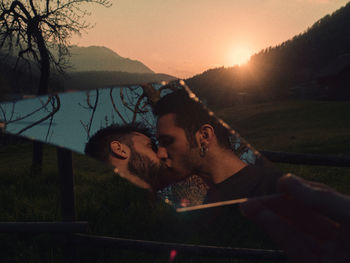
153, 89, 231, 149
84, 123, 153, 162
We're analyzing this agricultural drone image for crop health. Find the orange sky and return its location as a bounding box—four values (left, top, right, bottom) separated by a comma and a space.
70, 0, 349, 78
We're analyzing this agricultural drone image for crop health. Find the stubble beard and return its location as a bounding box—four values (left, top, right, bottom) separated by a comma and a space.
180, 147, 201, 176
127, 147, 169, 190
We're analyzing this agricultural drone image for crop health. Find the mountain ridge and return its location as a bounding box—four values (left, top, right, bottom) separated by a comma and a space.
67, 45, 154, 74
186, 1, 350, 105
62, 70, 176, 91
0, 45, 176, 97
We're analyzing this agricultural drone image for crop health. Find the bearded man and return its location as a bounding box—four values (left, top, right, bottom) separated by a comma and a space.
84, 123, 171, 191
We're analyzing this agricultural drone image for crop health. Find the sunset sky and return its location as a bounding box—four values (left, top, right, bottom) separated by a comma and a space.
70, 0, 349, 78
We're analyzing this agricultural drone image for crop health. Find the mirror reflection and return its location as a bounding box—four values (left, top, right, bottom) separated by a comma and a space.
0, 81, 282, 209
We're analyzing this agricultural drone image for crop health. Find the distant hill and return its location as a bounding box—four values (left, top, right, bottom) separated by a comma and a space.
62, 71, 177, 91
0, 45, 176, 98
186, 2, 350, 105
67, 45, 154, 74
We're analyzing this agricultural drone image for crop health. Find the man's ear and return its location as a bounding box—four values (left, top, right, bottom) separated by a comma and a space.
196, 124, 214, 146
110, 141, 129, 159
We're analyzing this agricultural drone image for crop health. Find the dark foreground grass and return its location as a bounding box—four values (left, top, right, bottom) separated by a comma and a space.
0, 141, 273, 263
1, 100, 349, 262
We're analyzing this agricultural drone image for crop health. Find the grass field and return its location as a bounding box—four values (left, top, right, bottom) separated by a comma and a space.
216, 100, 350, 193
0, 99, 349, 262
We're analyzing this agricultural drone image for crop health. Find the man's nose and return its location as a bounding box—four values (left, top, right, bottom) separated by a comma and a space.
157, 147, 172, 168
157, 146, 168, 159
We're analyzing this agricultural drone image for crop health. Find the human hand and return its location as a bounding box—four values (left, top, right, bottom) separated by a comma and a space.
240, 173, 350, 263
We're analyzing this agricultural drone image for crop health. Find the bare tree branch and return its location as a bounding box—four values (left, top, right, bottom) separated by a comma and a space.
131, 93, 146, 124
0, 0, 112, 93
17, 95, 60, 135
9, 100, 15, 120
6, 96, 51, 124
109, 84, 178, 126
109, 87, 128, 124
45, 96, 57, 141
0, 104, 7, 122
119, 87, 148, 114
79, 89, 99, 139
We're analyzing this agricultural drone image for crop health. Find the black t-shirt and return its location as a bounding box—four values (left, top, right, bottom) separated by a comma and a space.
204, 164, 283, 203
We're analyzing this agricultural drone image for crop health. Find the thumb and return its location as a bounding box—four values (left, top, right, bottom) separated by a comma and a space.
278, 173, 350, 224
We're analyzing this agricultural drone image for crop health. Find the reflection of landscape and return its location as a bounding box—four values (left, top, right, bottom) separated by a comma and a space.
0, 85, 166, 153
0, 82, 259, 162
1, 82, 261, 209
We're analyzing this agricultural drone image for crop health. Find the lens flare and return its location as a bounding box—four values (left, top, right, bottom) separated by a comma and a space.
180, 198, 190, 207
169, 249, 177, 261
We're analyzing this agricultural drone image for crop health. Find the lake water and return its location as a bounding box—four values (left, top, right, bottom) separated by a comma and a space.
1, 86, 157, 153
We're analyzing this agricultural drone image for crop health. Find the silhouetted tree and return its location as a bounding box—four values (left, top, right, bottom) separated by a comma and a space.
0, 0, 111, 174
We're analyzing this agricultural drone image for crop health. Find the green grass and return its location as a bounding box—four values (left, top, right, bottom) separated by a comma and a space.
1, 99, 350, 262
216, 100, 350, 195
216, 100, 350, 154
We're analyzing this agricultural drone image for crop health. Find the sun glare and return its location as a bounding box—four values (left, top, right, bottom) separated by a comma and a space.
228, 46, 254, 66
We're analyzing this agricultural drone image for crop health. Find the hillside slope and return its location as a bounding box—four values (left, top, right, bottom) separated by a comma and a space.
62, 71, 177, 91
0, 46, 176, 98
68, 46, 154, 74
186, 2, 350, 105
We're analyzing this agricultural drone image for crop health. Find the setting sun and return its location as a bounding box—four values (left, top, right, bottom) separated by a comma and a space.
227, 46, 254, 66
68, 1, 349, 78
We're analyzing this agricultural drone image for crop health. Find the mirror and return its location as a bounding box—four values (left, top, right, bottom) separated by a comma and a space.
0, 81, 281, 210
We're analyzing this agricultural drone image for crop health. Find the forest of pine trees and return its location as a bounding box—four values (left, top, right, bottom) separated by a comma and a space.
186, 2, 350, 106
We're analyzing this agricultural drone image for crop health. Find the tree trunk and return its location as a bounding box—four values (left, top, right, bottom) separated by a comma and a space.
31, 140, 44, 176
30, 29, 50, 175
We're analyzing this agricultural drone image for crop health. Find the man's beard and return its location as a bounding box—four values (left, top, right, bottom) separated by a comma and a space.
128, 148, 169, 190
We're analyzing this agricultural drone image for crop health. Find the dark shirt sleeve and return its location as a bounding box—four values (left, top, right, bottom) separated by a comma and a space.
204, 164, 283, 203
